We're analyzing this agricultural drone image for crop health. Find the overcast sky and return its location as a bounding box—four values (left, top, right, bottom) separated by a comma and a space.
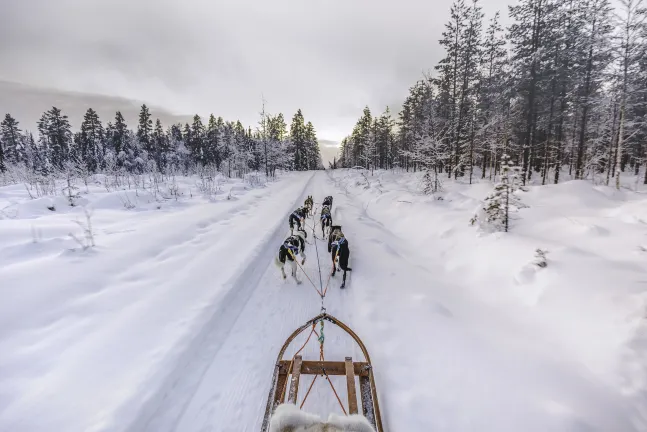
0, 0, 510, 144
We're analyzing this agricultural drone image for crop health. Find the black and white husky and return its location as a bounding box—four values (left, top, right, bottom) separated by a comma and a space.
322, 195, 333, 208
320, 205, 332, 237
275, 229, 307, 284
328, 226, 352, 288
289, 207, 306, 234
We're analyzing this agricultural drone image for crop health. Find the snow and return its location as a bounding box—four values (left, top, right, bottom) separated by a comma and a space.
1, 169, 646, 432
0, 172, 313, 431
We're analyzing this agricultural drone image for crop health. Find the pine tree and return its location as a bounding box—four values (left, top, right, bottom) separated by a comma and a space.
478, 11, 509, 181
305, 121, 322, 170
205, 114, 219, 169
351, 107, 372, 168
471, 154, 526, 232
109, 111, 129, 167
137, 104, 153, 155
79, 108, 105, 172
574, 0, 614, 179
509, 0, 557, 184
0, 132, 4, 172
151, 118, 167, 170
612, 0, 646, 187
290, 109, 307, 170
38, 107, 72, 170
267, 113, 288, 175
189, 115, 206, 166
1, 114, 23, 165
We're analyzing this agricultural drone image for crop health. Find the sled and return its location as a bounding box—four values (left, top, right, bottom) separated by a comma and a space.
261, 313, 384, 432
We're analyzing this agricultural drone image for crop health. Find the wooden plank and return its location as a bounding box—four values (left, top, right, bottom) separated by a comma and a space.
278, 360, 370, 376
345, 357, 358, 414
359, 375, 376, 427
287, 356, 303, 404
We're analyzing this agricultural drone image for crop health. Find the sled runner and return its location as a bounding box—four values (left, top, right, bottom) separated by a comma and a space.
261, 313, 384, 432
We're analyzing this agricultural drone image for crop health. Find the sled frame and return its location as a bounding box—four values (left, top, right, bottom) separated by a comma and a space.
261, 313, 384, 432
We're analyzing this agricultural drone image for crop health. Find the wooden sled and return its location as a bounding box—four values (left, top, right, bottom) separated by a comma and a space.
261, 313, 384, 432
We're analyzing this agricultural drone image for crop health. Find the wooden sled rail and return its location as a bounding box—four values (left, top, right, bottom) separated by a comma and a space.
261, 313, 384, 432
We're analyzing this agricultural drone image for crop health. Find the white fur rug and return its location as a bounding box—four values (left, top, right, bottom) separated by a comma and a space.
269, 404, 376, 432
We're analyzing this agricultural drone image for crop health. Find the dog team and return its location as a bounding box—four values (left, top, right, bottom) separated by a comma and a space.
275, 195, 352, 288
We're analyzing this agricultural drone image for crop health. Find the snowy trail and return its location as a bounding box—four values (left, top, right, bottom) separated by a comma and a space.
138, 172, 359, 432
151, 170, 641, 432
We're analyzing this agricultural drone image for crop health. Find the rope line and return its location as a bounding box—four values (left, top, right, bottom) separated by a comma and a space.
282, 199, 347, 416
310, 205, 324, 304
286, 249, 322, 297
298, 318, 347, 414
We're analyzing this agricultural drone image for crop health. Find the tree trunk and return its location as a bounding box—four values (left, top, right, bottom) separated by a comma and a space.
543, 79, 557, 185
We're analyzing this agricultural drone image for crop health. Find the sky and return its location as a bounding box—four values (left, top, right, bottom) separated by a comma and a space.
0, 0, 510, 151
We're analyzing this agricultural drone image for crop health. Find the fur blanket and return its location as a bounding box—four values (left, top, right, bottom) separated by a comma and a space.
269, 404, 375, 432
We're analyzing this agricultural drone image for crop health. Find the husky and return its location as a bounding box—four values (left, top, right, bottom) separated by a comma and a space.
328, 226, 352, 288
289, 207, 307, 234
304, 195, 314, 217
320, 205, 332, 237
275, 229, 307, 283
322, 195, 333, 208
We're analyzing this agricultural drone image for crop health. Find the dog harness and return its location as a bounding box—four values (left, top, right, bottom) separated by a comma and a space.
285, 241, 299, 256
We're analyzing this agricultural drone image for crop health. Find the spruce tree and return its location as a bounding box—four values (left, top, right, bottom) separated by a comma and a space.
1, 114, 23, 165
573, 0, 614, 179
110, 111, 129, 166
0, 133, 4, 172
267, 113, 288, 175
137, 104, 153, 155
190, 115, 206, 166
38, 107, 72, 170
471, 154, 526, 232
206, 114, 219, 168
290, 109, 307, 170
79, 108, 105, 172
151, 119, 167, 170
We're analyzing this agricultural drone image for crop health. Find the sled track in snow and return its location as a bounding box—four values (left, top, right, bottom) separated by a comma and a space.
126, 174, 316, 432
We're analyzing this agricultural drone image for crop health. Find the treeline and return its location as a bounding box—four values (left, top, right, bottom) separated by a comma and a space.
0, 104, 323, 178
338, 0, 647, 190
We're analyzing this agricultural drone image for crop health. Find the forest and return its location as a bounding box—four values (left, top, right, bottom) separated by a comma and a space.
337, 0, 646, 193
0, 103, 324, 184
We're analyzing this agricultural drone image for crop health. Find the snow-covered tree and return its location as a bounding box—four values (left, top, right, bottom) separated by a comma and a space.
472, 154, 526, 232
136, 104, 153, 155
1, 114, 24, 165
79, 108, 105, 172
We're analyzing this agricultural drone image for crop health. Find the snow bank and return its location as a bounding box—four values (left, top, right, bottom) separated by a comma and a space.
0, 171, 313, 432
328, 168, 647, 431
269, 404, 375, 432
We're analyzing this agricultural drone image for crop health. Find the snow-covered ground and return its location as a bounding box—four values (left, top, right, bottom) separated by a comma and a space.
1, 169, 646, 431
0, 172, 314, 431
327, 168, 647, 432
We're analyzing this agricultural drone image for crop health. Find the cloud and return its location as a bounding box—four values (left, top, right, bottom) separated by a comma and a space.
0, 0, 510, 141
